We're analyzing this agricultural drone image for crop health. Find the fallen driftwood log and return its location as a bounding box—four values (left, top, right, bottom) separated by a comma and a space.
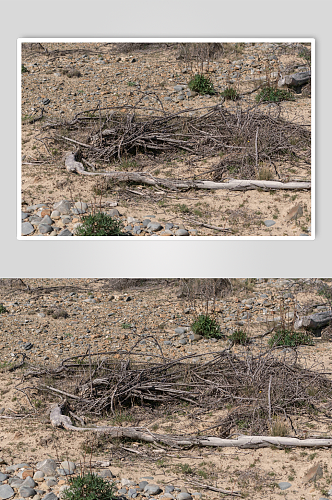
51, 404, 332, 449
278, 71, 311, 88
65, 153, 311, 192
294, 311, 332, 331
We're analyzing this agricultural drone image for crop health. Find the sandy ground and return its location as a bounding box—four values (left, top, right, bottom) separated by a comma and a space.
1, 279, 331, 500
20, 42, 312, 237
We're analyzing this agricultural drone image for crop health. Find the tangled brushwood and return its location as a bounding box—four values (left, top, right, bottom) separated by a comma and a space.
40, 101, 311, 181
22, 344, 332, 437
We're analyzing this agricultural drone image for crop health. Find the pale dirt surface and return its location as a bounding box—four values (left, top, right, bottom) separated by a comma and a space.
20, 42, 312, 237
0, 279, 331, 500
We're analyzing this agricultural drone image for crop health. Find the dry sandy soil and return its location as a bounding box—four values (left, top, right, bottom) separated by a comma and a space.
20, 42, 312, 237
0, 278, 331, 500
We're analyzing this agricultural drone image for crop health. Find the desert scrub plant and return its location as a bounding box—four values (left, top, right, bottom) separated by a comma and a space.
46, 307, 69, 319
21, 64, 29, 74
75, 213, 124, 236
268, 329, 314, 348
258, 167, 273, 181
0, 304, 8, 314
220, 87, 239, 100
188, 73, 216, 95
191, 314, 222, 339
229, 329, 250, 345
62, 472, 116, 500
255, 87, 295, 103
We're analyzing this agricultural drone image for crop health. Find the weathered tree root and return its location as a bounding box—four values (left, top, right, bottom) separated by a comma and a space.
51, 404, 332, 449
65, 153, 311, 192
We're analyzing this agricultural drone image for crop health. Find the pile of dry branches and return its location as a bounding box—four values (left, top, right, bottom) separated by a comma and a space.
22, 345, 331, 437
41, 102, 311, 181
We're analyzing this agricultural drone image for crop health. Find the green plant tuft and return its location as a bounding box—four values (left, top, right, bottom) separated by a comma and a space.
256, 87, 295, 103
188, 74, 216, 95
268, 329, 314, 348
0, 304, 8, 314
21, 64, 29, 74
191, 314, 221, 339
75, 212, 124, 236
220, 87, 239, 100
62, 472, 116, 500
229, 329, 249, 345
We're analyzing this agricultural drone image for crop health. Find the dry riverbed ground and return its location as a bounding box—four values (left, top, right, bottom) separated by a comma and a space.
0, 278, 331, 500
20, 42, 312, 237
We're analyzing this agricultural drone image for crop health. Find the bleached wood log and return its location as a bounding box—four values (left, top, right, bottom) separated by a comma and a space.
65, 153, 311, 191
294, 311, 332, 331
50, 405, 332, 449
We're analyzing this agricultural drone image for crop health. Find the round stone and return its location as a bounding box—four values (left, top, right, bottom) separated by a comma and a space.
165, 223, 173, 230
39, 224, 53, 234
177, 493, 192, 500
175, 229, 189, 236
59, 459, 76, 472
109, 209, 120, 217
0, 484, 14, 499
19, 486, 36, 498
74, 202, 88, 212
0, 473, 8, 482
278, 482, 291, 490
22, 222, 34, 235
144, 484, 162, 495
53, 200, 71, 215
147, 222, 163, 232
58, 229, 73, 236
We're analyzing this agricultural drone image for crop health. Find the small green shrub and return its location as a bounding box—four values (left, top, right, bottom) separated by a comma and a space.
21, 64, 29, 74
268, 329, 313, 348
0, 304, 8, 314
221, 87, 239, 100
62, 472, 116, 500
188, 74, 216, 95
191, 314, 222, 339
229, 330, 249, 345
121, 322, 132, 329
75, 212, 124, 236
256, 87, 295, 103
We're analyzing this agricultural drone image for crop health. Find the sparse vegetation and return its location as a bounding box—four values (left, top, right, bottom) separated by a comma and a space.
188, 73, 216, 95
191, 314, 222, 339
75, 213, 124, 236
268, 329, 314, 348
229, 329, 249, 345
221, 87, 239, 100
256, 87, 295, 103
0, 303, 8, 314
62, 472, 116, 500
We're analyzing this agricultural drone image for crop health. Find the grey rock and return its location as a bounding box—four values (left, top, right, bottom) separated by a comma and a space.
175, 327, 186, 334
22, 222, 35, 235
0, 474, 8, 482
185, 89, 197, 98
0, 484, 15, 499
124, 225, 133, 231
177, 493, 192, 500
26, 204, 47, 211
60, 461, 76, 473
43, 98, 50, 105
165, 486, 175, 493
108, 209, 120, 217
40, 215, 53, 225
53, 200, 71, 215
177, 95, 185, 100
58, 229, 73, 236
164, 97, 172, 101
51, 211, 60, 218
142, 219, 151, 227
189, 333, 202, 341
174, 85, 184, 91
33, 472, 44, 482
74, 202, 88, 213
175, 229, 189, 236
46, 479, 57, 487
278, 482, 291, 490
264, 220, 276, 227
98, 470, 114, 478
118, 488, 127, 495
21, 478, 36, 488
139, 481, 148, 489
41, 494, 58, 500
121, 479, 137, 487
133, 226, 141, 234
144, 484, 162, 495
179, 338, 188, 345
21, 212, 30, 220
30, 216, 43, 225
165, 223, 173, 230
19, 487, 36, 498
147, 222, 162, 232
36, 459, 57, 476
39, 224, 53, 234
6, 464, 30, 473
128, 488, 138, 498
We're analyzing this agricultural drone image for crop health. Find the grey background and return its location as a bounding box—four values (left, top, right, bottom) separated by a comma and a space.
1, 0, 330, 278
